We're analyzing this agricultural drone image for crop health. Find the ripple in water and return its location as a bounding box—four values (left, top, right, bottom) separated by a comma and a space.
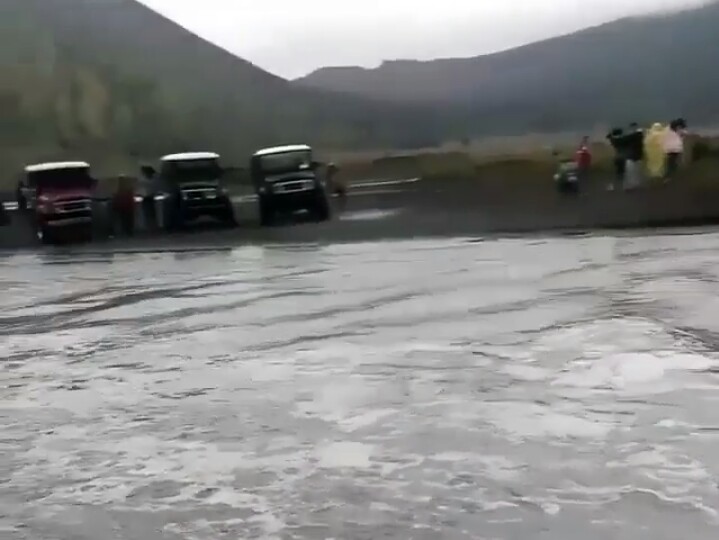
2, 233, 719, 539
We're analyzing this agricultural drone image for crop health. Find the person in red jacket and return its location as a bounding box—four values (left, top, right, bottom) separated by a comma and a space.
575, 136, 592, 180
112, 175, 136, 237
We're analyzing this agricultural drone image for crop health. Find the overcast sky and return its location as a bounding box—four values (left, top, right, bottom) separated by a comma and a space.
139, 0, 702, 79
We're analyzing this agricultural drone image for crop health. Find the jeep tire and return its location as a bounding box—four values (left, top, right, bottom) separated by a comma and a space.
166, 199, 185, 232
36, 222, 54, 245
221, 201, 237, 228
259, 196, 275, 227
312, 196, 331, 222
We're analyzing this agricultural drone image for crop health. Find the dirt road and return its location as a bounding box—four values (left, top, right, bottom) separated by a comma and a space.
3, 175, 719, 252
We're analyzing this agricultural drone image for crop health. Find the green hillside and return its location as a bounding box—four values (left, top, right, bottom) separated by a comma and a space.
4, 0, 718, 186
0, 0, 447, 182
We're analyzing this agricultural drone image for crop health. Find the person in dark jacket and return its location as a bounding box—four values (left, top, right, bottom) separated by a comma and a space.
606, 128, 627, 190
623, 122, 645, 189
112, 175, 136, 237
15, 180, 27, 212
0, 200, 9, 226
139, 165, 157, 232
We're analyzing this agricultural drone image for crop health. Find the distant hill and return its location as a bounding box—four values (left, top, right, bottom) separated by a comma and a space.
4, 0, 719, 185
0, 0, 449, 180
296, 1, 719, 132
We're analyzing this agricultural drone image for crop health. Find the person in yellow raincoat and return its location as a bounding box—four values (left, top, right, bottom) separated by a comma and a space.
644, 122, 668, 180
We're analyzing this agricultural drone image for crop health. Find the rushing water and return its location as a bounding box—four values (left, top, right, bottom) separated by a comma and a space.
2, 233, 719, 539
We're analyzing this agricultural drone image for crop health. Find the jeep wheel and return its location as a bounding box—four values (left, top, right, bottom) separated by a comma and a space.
259, 198, 275, 227
312, 197, 331, 222
222, 204, 237, 228
77, 226, 93, 243
36, 223, 54, 245
167, 205, 185, 232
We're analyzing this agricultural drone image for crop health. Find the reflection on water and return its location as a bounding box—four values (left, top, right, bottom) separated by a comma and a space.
2, 233, 719, 539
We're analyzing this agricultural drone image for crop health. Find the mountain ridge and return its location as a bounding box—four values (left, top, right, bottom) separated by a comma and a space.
0, 0, 454, 180
3, 0, 719, 183
295, 1, 719, 130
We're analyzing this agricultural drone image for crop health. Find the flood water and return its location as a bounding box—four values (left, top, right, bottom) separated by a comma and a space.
2, 232, 719, 539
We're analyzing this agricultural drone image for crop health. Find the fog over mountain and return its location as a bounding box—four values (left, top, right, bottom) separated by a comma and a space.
139, 0, 706, 78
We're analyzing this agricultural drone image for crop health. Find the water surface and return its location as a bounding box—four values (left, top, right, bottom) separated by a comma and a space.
2, 233, 719, 539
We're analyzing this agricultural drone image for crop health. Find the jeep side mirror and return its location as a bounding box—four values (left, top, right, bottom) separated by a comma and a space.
311, 161, 322, 170
140, 165, 156, 178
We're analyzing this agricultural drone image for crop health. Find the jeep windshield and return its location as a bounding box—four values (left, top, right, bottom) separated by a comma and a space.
162, 159, 222, 183
28, 168, 94, 192
258, 150, 313, 175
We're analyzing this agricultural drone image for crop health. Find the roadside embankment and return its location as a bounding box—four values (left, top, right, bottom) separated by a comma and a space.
3, 137, 719, 251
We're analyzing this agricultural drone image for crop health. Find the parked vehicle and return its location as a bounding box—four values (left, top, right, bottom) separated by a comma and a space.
145, 152, 236, 231
250, 145, 331, 226
18, 161, 96, 244
554, 159, 580, 195
0, 201, 9, 227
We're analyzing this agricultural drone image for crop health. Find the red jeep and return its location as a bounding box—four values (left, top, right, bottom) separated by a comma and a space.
18, 161, 96, 244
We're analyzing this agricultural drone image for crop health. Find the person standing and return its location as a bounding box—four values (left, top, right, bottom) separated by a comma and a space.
15, 179, 27, 212
624, 122, 645, 190
606, 128, 626, 190
663, 118, 687, 183
326, 162, 347, 212
139, 165, 158, 232
575, 135, 592, 182
112, 175, 136, 237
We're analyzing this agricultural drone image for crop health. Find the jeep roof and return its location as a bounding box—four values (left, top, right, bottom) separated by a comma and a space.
25, 161, 90, 173
253, 145, 311, 157
161, 152, 220, 162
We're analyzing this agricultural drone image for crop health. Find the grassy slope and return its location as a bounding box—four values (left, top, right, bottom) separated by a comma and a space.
0, 0, 451, 184
333, 135, 719, 193
3, 0, 719, 192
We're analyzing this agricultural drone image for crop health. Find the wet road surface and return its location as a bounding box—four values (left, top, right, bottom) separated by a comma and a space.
2, 231, 719, 539
6, 174, 719, 252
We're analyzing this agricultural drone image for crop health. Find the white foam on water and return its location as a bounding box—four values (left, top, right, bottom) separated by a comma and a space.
6, 233, 719, 537
608, 446, 714, 490
164, 513, 284, 540
429, 452, 523, 483
317, 441, 374, 469
336, 408, 398, 433
339, 209, 401, 221
483, 401, 614, 441
1, 327, 111, 360
292, 378, 383, 425
554, 350, 717, 394
518, 316, 719, 396
14, 433, 261, 508
501, 363, 551, 382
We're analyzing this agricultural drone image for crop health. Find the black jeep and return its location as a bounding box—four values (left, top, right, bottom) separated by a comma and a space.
146, 152, 236, 231
251, 145, 331, 226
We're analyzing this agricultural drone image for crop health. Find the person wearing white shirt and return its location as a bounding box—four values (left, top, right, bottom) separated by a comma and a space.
664, 119, 686, 182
